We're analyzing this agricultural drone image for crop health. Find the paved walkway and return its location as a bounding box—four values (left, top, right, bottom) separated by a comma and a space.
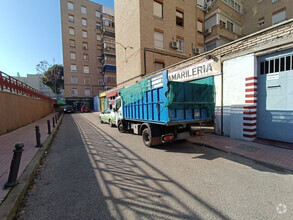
188, 134, 293, 172
0, 113, 60, 204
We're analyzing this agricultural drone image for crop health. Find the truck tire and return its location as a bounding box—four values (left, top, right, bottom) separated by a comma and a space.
109, 120, 114, 127
142, 127, 152, 147
118, 122, 125, 133
99, 117, 103, 124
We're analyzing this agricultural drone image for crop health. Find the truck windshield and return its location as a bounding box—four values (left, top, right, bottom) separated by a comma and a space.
116, 98, 121, 109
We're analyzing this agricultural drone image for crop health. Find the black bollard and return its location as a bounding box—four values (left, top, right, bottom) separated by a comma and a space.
55, 114, 58, 122
52, 117, 55, 128
47, 120, 51, 134
4, 143, 24, 189
35, 125, 41, 147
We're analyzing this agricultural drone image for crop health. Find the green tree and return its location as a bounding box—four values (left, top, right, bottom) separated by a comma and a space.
36, 61, 64, 94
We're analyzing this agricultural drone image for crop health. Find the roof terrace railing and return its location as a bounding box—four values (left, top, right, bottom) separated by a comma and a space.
0, 71, 56, 103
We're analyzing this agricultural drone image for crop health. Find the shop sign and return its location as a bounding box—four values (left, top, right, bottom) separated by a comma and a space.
168, 59, 221, 82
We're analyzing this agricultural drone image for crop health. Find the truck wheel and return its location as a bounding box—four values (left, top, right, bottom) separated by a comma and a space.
99, 117, 103, 123
109, 120, 113, 127
142, 127, 152, 147
118, 122, 125, 133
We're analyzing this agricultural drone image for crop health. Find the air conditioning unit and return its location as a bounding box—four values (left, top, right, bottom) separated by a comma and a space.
204, 28, 212, 35
170, 41, 178, 49
192, 47, 201, 55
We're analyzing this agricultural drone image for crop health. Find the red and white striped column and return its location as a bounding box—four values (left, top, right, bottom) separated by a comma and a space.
243, 77, 257, 141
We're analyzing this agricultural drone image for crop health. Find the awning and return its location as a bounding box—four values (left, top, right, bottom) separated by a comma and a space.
106, 92, 117, 98
99, 92, 107, 98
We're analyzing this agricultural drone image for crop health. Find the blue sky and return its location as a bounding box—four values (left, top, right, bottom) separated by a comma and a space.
0, 0, 114, 77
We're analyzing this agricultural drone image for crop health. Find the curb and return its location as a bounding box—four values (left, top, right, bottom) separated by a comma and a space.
0, 113, 64, 220
192, 141, 293, 173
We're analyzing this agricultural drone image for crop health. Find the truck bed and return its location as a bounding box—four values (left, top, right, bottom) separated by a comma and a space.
121, 70, 214, 125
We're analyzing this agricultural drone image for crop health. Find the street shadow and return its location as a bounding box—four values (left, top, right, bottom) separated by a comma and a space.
155, 140, 292, 174
78, 115, 231, 219
19, 114, 114, 220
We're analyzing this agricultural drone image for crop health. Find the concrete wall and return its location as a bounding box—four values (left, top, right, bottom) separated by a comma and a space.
222, 54, 256, 139
0, 92, 54, 135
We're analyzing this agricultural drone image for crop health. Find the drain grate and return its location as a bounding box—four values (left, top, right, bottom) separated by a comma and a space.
236, 144, 260, 152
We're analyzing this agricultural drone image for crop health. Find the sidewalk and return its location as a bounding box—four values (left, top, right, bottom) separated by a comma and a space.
188, 133, 293, 172
0, 113, 61, 204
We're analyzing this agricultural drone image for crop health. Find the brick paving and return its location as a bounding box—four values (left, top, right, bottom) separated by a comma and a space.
188, 133, 293, 171
0, 113, 59, 204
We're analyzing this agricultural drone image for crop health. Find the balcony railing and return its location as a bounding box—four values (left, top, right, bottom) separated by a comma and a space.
0, 71, 56, 103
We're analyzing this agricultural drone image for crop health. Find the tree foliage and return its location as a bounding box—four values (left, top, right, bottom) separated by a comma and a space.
36, 60, 64, 94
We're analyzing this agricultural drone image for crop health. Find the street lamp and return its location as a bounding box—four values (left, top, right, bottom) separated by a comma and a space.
115, 42, 134, 87
115, 41, 133, 51
115, 41, 133, 62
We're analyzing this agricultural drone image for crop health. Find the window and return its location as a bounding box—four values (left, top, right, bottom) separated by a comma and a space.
176, 39, 184, 54
69, 39, 76, 48
272, 0, 279, 2
82, 18, 87, 26
154, 31, 164, 49
68, 15, 74, 23
70, 52, 76, 60
176, 9, 184, 27
71, 76, 77, 84
227, 21, 234, 31
69, 27, 75, 35
72, 89, 78, 96
96, 23, 101, 29
104, 75, 116, 84
81, 6, 87, 14
71, 65, 77, 72
220, 20, 226, 28
82, 42, 88, 50
82, 30, 88, 38
96, 11, 101, 18
83, 66, 89, 73
67, 2, 74, 10
84, 77, 90, 85
154, 62, 164, 71
272, 9, 286, 25
258, 17, 265, 27
83, 54, 89, 61
221, 0, 242, 13
153, 1, 163, 18
84, 89, 91, 96
197, 20, 203, 32
96, 34, 101, 41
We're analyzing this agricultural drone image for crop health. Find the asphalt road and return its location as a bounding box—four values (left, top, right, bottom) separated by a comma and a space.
19, 113, 293, 220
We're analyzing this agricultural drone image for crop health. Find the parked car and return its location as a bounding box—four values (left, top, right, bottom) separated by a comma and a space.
99, 109, 116, 127
81, 105, 90, 113
64, 105, 74, 113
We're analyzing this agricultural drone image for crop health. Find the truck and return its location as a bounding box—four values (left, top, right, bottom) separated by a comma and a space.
114, 70, 215, 147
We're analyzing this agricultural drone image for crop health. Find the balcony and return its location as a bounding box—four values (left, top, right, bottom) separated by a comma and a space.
103, 48, 115, 55
103, 36, 115, 44
103, 59, 116, 66
205, 25, 241, 43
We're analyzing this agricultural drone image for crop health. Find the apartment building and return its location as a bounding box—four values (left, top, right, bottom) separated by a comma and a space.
60, 0, 116, 110
202, 0, 293, 51
114, 0, 205, 87
201, 0, 243, 51
242, 0, 293, 35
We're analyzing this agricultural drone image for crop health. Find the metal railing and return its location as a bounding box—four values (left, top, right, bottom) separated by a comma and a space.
0, 71, 56, 103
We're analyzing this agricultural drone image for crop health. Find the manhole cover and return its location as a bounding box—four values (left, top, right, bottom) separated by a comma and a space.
236, 144, 260, 152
